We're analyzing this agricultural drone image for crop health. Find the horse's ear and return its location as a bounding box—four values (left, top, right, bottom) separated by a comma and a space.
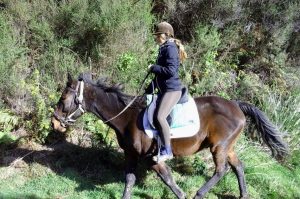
68, 73, 73, 82
67, 73, 73, 86
100, 76, 108, 82
97, 76, 108, 84
114, 83, 125, 91
79, 73, 92, 82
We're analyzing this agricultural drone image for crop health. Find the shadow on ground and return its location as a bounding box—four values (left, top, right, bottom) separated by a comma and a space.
0, 131, 151, 193
0, 131, 239, 199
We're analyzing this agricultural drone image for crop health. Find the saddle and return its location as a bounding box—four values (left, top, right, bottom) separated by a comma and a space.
177, 86, 189, 104
146, 87, 189, 128
143, 87, 200, 139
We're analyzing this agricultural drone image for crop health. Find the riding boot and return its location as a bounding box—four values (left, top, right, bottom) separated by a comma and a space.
153, 144, 173, 163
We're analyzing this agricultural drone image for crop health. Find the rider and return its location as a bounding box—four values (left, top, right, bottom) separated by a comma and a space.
145, 21, 187, 162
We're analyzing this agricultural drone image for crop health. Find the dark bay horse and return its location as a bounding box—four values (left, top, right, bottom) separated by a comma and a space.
51, 73, 288, 199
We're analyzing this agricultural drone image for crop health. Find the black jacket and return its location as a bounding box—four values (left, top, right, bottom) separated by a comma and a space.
146, 39, 182, 94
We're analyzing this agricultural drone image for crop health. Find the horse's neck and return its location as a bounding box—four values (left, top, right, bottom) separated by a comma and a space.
84, 84, 129, 133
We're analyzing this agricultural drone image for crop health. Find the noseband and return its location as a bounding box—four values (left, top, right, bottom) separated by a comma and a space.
54, 81, 85, 128
54, 70, 151, 127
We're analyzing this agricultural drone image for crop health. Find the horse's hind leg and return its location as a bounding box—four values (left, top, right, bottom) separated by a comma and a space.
152, 162, 186, 199
194, 146, 229, 199
228, 150, 248, 199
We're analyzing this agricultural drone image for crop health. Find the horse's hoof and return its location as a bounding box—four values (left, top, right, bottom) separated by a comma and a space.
193, 194, 204, 199
193, 196, 203, 199
240, 196, 249, 199
176, 191, 186, 199
178, 195, 186, 199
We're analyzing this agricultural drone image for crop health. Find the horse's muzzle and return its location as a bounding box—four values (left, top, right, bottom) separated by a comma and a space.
51, 117, 67, 133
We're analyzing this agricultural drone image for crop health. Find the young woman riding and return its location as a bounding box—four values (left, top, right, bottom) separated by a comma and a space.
145, 21, 187, 162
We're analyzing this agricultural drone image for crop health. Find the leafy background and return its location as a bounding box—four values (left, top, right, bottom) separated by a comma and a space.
0, 0, 299, 198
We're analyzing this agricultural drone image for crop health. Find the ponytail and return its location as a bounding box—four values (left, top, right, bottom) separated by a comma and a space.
174, 39, 187, 63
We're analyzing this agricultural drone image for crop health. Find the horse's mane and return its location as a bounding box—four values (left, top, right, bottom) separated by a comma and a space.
78, 73, 145, 108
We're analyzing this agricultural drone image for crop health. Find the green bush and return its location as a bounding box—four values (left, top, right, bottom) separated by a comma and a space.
0, 12, 28, 99
236, 71, 270, 102
189, 60, 235, 99
0, 0, 299, 198
97, 0, 155, 92
25, 69, 53, 142
186, 24, 231, 97
0, 0, 156, 142
259, 90, 300, 152
0, 109, 18, 144
80, 114, 116, 147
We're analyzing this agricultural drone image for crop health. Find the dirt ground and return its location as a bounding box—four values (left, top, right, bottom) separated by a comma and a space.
0, 130, 126, 181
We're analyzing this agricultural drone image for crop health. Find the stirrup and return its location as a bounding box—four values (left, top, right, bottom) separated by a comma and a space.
153, 137, 173, 163
153, 153, 173, 163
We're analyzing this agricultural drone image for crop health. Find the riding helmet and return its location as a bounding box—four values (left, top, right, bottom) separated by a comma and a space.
153, 22, 174, 37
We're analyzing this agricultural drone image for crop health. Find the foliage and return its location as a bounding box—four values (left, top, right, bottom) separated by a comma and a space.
25, 69, 54, 143
1, 0, 297, 141
0, 0, 154, 141
0, 0, 299, 197
0, 12, 28, 102
0, 109, 18, 144
164, 0, 300, 100
80, 114, 116, 148
259, 90, 300, 152
191, 155, 207, 175
1, 137, 300, 198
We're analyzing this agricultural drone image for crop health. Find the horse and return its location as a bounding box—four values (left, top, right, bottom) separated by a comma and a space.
51, 73, 288, 199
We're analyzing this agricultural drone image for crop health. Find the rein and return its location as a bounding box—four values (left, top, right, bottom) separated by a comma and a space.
102, 70, 151, 123
55, 71, 150, 126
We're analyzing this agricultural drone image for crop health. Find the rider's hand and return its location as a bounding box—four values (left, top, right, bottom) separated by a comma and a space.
148, 64, 153, 71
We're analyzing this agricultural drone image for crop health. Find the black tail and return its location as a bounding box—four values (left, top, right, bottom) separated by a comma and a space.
236, 101, 289, 160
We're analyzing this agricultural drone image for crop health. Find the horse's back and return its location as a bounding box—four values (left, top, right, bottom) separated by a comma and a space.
194, 95, 245, 120
194, 96, 246, 150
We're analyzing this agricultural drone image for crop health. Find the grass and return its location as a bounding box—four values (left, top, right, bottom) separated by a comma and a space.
260, 91, 300, 151
0, 0, 299, 198
0, 167, 111, 199
1, 135, 299, 199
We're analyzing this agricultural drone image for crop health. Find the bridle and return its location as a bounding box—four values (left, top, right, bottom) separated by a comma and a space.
54, 80, 85, 128
54, 70, 151, 127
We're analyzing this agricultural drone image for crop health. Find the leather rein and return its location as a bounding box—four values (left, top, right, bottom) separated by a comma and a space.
54, 71, 150, 127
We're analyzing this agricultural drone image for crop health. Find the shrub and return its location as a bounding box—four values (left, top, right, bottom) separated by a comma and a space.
188, 53, 236, 99
97, 0, 155, 92
80, 114, 117, 148
25, 69, 53, 142
0, 12, 28, 101
0, 109, 19, 145
259, 90, 300, 152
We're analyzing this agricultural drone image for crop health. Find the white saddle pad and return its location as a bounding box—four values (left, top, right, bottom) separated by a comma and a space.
143, 96, 200, 139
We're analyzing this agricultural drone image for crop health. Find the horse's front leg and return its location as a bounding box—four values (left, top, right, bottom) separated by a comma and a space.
122, 154, 138, 199
152, 162, 186, 199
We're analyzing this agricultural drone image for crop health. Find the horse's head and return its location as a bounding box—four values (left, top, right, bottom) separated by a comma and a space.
51, 73, 85, 133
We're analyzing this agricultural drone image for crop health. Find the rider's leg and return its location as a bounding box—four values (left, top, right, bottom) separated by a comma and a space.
153, 90, 181, 162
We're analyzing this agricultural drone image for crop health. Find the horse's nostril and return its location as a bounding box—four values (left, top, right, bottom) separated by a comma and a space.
51, 117, 59, 130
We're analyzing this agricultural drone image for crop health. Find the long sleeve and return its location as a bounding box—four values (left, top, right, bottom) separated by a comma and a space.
151, 45, 179, 78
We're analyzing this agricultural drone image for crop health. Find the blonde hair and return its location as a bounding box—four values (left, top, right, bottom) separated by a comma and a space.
174, 39, 187, 63
161, 33, 188, 63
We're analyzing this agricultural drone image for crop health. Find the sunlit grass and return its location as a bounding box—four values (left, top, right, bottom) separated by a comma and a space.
1, 137, 299, 199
